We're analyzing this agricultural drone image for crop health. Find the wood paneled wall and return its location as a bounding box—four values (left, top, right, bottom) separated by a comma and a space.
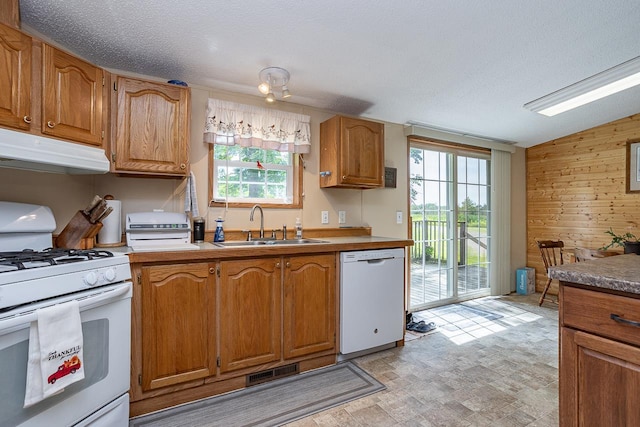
526, 113, 640, 295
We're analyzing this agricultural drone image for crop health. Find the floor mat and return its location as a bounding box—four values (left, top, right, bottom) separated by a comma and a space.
129, 362, 385, 427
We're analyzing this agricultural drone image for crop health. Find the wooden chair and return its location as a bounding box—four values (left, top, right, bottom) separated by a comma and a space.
536, 240, 564, 306
574, 247, 620, 262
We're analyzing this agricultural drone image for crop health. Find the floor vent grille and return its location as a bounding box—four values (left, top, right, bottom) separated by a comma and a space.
246, 363, 299, 387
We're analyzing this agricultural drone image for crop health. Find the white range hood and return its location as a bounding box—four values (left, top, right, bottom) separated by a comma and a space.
0, 128, 110, 174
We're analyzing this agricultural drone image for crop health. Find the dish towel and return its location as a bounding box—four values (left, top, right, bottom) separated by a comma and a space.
184, 171, 200, 218
24, 300, 85, 408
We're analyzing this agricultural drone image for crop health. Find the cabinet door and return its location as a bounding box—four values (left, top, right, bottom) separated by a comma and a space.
283, 254, 336, 359
219, 258, 281, 373
0, 23, 31, 130
114, 76, 190, 176
560, 327, 640, 427
42, 44, 103, 146
140, 263, 216, 392
340, 117, 383, 187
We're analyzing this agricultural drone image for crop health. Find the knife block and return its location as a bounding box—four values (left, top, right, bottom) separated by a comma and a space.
55, 211, 103, 249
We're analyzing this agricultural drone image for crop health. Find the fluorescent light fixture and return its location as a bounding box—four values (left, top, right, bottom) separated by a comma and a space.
524, 56, 640, 117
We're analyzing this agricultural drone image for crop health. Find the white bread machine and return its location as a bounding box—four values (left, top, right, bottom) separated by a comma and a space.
125, 211, 199, 251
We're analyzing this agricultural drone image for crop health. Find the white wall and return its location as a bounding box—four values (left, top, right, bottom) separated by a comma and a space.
0, 82, 529, 280
0, 82, 410, 239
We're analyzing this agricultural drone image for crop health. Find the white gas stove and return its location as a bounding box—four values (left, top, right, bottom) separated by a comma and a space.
0, 248, 131, 311
0, 202, 131, 311
0, 201, 132, 426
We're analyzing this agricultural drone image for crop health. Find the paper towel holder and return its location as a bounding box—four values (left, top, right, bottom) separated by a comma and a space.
96, 195, 125, 247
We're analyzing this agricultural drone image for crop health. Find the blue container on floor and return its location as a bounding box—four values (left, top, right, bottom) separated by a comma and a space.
516, 267, 535, 295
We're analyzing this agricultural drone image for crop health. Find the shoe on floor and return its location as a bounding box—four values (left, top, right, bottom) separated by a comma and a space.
407, 321, 437, 333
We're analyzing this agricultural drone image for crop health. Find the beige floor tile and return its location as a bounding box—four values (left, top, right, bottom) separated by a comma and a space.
285, 293, 558, 427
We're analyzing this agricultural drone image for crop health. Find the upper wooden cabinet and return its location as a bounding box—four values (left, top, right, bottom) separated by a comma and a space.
112, 76, 190, 176
0, 0, 20, 29
319, 115, 384, 188
42, 44, 104, 146
0, 23, 31, 130
0, 28, 106, 148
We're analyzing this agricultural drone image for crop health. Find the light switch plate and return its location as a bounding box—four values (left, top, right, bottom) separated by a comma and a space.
396, 211, 403, 224
321, 211, 329, 224
338, 210, 346, 224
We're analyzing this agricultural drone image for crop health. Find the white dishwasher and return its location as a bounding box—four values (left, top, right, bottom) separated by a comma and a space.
340, 248, 405, 355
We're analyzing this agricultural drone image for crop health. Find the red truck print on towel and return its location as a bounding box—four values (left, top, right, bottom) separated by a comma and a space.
48, 355, 81, 384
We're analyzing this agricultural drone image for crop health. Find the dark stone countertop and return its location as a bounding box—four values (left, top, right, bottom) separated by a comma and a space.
548, 253, 640, 294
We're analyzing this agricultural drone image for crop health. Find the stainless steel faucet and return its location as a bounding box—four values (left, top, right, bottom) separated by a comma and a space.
249, 204, 265, 238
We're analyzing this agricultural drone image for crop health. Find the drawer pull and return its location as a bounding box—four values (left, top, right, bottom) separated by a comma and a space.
610, 313, 640, 328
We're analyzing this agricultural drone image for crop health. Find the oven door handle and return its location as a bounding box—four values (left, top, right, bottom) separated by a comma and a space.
0, 282, 132, 334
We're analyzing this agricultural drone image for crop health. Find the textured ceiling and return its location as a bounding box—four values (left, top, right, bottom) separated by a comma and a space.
18, 0, 640, 147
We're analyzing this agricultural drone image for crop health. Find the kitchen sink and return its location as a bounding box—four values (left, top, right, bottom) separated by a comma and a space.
213, 238, 328, 247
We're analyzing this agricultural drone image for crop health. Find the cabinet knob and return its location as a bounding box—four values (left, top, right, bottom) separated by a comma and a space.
342, 175, 347, 180
286, 261, 291, 268
180, 163, 186, 170
275, 262, 280, 268
23, 115, 32, 124
209, 267, 215, 274
47, 120, 56, 128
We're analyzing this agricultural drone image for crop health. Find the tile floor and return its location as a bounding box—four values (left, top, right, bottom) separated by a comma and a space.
287, 293, 559, 427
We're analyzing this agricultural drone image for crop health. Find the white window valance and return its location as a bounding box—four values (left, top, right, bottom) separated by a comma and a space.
203, 98, 311, 153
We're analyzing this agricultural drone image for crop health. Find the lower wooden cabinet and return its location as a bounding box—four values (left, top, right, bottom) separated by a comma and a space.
139, 262, 216, 393
130, 253, 337, 416
283, 254, 336, 359
560, 285, 640, 426
561, 327, 640, 426
219, 257, 282, 373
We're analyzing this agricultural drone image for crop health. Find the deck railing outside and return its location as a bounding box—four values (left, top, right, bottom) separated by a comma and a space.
411, 220, 477, 265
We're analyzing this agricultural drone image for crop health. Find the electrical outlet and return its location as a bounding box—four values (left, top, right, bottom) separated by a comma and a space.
321, 211, 329, 224
338, 210, 346, 224
396, 211, 403, 224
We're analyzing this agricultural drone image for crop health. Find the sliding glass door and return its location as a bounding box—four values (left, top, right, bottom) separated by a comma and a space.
409, 143, 491, 311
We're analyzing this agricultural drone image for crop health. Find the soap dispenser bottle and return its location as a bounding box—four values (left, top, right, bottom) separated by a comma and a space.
295, 217, 303, 239
214, 217, 225, 242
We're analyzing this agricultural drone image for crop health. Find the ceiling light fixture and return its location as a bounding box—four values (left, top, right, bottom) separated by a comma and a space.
258, 67, 291, 102
524, 56, 640, 117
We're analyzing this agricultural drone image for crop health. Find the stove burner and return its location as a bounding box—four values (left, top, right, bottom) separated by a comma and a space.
0, 248, 114, 272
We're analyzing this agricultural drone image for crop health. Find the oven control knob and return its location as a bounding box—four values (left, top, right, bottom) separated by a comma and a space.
104, 268, 117, 282
84, 271, 99, 286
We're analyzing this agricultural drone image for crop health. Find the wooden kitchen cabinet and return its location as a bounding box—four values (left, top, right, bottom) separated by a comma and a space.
319, 115, 384, 188
42, 44, 104, 146
0, 27, 106, 148
283, 254, 336, 359
560, 285, 640, 426
130, 252, 337, 417
136, 262, 217, 394
112, 76, 190, 176
218, 257, 282, 373
0, 23, 31, 131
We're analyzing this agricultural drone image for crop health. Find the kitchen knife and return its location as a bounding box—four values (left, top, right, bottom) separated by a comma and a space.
95, 206, 113, 223
83, 195, 102, 216
89, 200, 108, 223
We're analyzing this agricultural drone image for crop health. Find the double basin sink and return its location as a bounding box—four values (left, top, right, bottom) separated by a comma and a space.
213, 238, 328, 247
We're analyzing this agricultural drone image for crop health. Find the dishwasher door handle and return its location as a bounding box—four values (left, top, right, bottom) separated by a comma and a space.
357, 257, 396, 264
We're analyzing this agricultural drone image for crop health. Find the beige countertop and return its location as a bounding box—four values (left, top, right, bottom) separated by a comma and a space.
113, 235, 413, 263
549, 253, 640, 294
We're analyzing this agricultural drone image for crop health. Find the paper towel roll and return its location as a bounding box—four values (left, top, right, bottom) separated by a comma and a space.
97, 200, 122, 245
